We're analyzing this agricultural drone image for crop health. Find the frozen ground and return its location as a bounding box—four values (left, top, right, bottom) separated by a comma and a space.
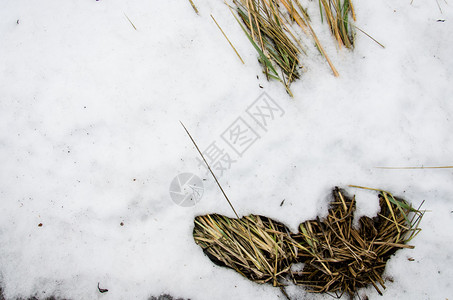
1, 0, 452, 299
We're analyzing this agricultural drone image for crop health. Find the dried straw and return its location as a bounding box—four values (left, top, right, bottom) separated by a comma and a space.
228, 0, 339, 96
193, 187, 424, 297
194, 214, 296, 286
188, 0, 199, 14
318, 0, 356, 49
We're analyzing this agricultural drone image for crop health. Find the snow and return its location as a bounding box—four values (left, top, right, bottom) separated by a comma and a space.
1, 0, 452, 299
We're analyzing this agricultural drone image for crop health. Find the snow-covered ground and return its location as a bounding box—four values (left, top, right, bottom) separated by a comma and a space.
1, 0, 452, 299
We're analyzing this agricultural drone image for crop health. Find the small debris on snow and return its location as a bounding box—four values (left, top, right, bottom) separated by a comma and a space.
97, 283, 108, 293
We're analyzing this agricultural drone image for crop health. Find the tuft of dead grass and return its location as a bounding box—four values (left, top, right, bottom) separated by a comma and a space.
190, 1, 382, 96
193, 187, 424, 297
227, 0, 339, 96
318, 0, 356, 49
193, 213, 296, 286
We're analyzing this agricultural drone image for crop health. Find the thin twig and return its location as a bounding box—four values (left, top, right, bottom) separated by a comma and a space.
306, 19, 339, 77
436, 0, 443, 14
211, 14, 245, 64
349, 22, 385, 48
124, 13, 137, 31
280, 286, 292, 300
180, 121, 240, 219
188, 0, 199, 14
375, 166, 453, 169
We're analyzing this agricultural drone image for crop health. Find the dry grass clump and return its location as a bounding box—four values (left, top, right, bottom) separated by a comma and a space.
193, 187, 424, 298
188, 1, 372, 95
292, 187, 423, 296
228, 0, 339, 96
319, 0, 356, 49
193, 214, 296, 286
230, 0, 304, 96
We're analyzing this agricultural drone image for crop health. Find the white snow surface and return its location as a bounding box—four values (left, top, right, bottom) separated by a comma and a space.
1, 0, 453, 299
